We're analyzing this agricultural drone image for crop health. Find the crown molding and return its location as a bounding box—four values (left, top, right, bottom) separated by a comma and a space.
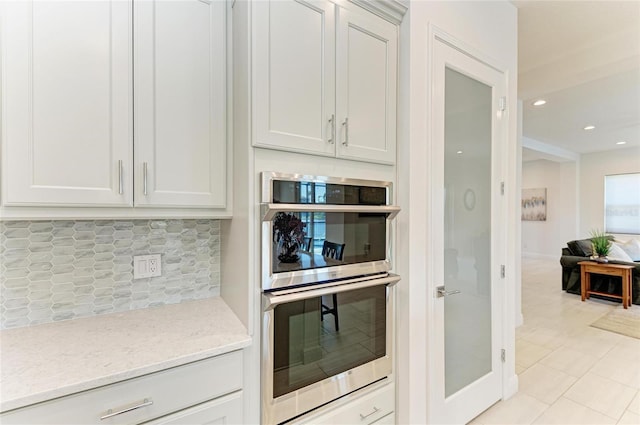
348, 0, 408, 25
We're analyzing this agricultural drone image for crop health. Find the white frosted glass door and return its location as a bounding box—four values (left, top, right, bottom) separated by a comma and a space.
444, 67, 493, 396
430, 38, 506, 424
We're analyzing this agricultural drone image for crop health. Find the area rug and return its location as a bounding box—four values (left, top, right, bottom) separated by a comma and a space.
590, 307, 640, 339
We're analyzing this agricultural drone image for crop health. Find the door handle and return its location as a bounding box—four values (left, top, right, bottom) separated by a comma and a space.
436, 285, 461, 298
328, 114, 335, 144
118, 160, 123, 195
341, 117, 349, 146
143, 162, 148, 196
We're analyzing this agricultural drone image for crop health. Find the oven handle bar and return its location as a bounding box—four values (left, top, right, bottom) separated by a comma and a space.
263, 274, 400, 311
260, 203, 400, 222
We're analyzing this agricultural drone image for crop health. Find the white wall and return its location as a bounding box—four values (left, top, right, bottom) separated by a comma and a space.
579, 146, 640, 238
521, 159, 578, 258
397, 1, 518, 423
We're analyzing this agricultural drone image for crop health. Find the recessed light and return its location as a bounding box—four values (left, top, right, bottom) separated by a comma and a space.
532, 99, 546, 106
456, 150, 463, 154
617, 141, 627, 145
583, 125, 596, 131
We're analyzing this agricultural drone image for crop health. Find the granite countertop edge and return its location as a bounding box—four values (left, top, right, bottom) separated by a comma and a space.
0, 297, 251, 413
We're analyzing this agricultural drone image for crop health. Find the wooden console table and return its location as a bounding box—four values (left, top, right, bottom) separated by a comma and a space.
578, 261, 634, 309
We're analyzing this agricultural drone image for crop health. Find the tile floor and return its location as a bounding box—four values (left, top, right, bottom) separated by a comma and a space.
471, 257, 640, 425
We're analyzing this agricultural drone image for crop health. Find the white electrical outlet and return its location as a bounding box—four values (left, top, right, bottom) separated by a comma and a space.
133, 254, 162, 279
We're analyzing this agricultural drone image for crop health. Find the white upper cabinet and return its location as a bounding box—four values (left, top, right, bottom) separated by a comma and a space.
134, 0, 226, 208
1, 0, 133, 206
336, 8, 397, 164
1, 0, 228, 213
253, 0, 336, 157
252, 0, 398, 165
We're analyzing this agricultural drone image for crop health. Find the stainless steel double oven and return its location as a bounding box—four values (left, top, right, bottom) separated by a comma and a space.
260, 172, 400, 424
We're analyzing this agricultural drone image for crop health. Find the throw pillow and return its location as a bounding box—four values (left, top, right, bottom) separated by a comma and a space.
617, 238, 640, 261
609, 242, 634, 262
567, 239, 593, 257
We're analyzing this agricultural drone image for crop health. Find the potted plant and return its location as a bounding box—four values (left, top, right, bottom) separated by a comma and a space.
273, 212, 306, 263
590, 229, 611, 262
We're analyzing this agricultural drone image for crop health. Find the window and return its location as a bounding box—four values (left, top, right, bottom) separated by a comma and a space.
604, 173, 640, 234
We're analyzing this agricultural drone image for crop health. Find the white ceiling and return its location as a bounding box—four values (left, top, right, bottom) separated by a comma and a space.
514, 0, 640, 161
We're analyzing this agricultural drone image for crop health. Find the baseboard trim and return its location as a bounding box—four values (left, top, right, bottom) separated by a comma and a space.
504, 373, 519, 400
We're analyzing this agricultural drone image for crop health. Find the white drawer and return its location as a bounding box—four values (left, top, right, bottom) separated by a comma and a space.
1, 350, 243, 425
294, 381, 394, 425
371, 412, 394, 424
143, 390, 243, 425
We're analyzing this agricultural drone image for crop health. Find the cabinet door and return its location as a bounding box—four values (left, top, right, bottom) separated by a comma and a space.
253, 0, 336, 157
336, 8, 397, 164
145, 391, 243, 425
134, 0, 226, 208
1, 0, 133, 206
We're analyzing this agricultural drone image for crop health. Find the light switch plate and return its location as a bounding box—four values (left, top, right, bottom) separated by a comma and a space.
134, 254, 162, 279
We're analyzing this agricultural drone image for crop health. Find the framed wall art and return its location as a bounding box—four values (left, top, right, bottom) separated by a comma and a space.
522, 188, 547, 221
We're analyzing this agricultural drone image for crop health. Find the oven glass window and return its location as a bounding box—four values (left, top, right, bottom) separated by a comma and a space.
272, 181, 387, 205
272, 285, 387, 398
272, 212, 387, 273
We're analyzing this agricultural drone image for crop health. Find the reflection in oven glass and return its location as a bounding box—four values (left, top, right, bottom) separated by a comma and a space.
272, 285, 386, 398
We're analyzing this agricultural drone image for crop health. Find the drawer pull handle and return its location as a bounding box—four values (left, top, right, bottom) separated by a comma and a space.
100, 398, 153, 420
359, 406, 380, 420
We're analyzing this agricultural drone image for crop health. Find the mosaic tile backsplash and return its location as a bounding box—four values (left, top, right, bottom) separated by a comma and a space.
0, 219, 220, 329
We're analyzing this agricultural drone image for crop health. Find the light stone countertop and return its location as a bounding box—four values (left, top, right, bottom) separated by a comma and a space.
0, 297, 251, 413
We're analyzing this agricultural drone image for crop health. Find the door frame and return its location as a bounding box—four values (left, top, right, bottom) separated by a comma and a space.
424, 25, 518, 424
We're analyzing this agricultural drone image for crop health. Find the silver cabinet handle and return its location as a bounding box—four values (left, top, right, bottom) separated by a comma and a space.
436, 285, 461, 298
100, 398, 153, 420
342, 117, 349, 146
118, 160, 123, 195
143, 162, 148, 196
328, 114, 335, 144
359, 406, 380, 420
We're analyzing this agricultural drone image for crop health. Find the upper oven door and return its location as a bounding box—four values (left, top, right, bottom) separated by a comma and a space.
261, 173, 400, 291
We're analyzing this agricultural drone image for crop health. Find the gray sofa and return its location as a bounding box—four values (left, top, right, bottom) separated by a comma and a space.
560, 237, 640, 305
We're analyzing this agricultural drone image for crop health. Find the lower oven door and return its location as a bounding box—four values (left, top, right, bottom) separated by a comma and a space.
262, 273, 399, 425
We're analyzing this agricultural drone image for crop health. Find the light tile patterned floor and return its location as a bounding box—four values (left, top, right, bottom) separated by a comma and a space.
471, 257, 640, 425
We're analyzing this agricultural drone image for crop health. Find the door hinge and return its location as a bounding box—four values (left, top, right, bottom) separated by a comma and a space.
500, 182, 504, 195
501, 349, 506, 363
500, 265, 505, 278
499, 96, 507, 112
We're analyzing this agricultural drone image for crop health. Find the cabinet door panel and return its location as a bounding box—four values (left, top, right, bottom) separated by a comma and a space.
1, 0, 133, 206
253, 0, 336, 156
135, 0, 226, 208
336, 9, 397, 164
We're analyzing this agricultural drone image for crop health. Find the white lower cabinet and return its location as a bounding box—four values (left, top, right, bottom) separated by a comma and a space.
371, 412, 395, 424
0, 351, 243, 425
292, 381, 395, 425
144, 391, 243, 425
